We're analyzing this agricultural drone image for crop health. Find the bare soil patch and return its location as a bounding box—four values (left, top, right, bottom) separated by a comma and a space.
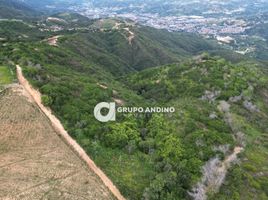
0, 84, 116, 200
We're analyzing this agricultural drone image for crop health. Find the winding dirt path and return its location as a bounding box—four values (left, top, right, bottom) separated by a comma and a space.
218, 147, 243, 173
189, 146, 243, 200
123, 27, 135, 45
47, 35, 61, 46
16, 65, 125, 200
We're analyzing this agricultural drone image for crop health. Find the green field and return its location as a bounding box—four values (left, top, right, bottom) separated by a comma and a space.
0, 66, 14, 86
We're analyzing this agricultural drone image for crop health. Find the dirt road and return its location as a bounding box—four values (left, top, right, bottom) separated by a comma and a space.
47, 35, 61, 46
16, 65, 125, 200
123, 27, 135, 45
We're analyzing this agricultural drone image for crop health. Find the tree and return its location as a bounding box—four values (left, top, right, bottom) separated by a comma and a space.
157, 134, 183, 165
41, 95, 53, 106
105, 116, 141, 149
142, 172, 179, 200
147, 114, 184, 164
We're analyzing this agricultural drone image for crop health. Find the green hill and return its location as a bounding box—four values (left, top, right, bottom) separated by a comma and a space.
1, 16, 232, 76
1, 3, 268, 199
0, 0, 38, 19
61, 19, 225, 73
125, 55, 268, 199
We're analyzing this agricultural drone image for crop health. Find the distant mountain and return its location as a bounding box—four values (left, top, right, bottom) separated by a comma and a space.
0, 0, 38, 19
17, 0, 85, 12
0, 0, 85, 17
59, 18, 242, 75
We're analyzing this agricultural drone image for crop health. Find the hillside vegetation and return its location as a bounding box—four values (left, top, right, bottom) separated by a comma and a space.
6, 41, 268, 199
0, 66, 14, 85
0, 0, 38, 19
1, 2, 268, 199
126, 55, 268, 199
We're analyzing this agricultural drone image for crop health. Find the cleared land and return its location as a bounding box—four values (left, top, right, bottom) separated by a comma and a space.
0, 85, 115, 200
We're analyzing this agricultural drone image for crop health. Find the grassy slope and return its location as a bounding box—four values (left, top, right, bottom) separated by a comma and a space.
60, 19, 234, 73
212, 90, 268, 199
0, 66, 14, 86
0, 0, 38, 19
0, 20, 49, 42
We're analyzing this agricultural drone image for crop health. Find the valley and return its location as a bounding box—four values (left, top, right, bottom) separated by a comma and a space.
66, 0, 268, 62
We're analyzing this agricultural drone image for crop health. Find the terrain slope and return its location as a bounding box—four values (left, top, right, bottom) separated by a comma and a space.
0, 84, 116, 200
